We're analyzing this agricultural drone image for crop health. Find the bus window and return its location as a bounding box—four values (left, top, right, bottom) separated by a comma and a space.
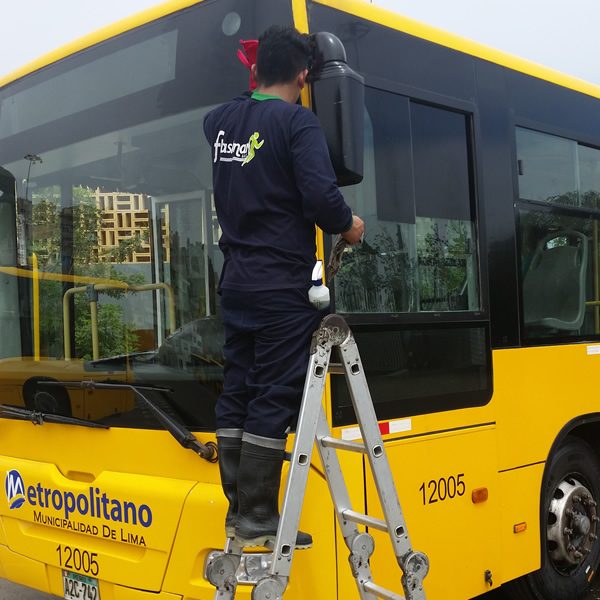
517, 128, 600, 341
336, 88, 479, 314
330, 87, 490, 425
517, 128, 578, 207
519, 209, 600, 341
2, 106, 225, 427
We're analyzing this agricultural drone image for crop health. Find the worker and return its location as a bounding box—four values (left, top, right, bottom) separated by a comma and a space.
203, 25, 364, 549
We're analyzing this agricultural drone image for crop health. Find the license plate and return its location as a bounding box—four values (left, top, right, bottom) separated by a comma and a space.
63, 570, 100, 600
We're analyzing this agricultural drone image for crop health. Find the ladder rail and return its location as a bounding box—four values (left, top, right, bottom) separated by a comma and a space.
337, 333, 428, 600
268, 341, 332, 579
315, 406, 379, 600
339, 337, 413, 558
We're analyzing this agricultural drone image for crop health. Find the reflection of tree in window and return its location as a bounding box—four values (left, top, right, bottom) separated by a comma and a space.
31, 185, 148, 359
334, 89, 479, 315
336, 225, 415, 313
418, 219, 472, 311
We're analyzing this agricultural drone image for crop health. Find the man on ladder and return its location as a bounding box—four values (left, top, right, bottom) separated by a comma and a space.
203, 25, 364, 549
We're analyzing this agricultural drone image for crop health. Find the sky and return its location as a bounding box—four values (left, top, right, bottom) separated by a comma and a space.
2, 0, 600, 85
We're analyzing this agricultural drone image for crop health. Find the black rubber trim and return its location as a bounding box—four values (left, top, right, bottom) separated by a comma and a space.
498, 460, 546, 474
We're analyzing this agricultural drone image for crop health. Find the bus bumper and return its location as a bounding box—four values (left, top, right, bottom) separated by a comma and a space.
0, 543, 182, 599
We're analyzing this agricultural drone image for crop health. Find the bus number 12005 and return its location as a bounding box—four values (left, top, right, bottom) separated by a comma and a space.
56, 545, 100, 576
419, 474, 465, 505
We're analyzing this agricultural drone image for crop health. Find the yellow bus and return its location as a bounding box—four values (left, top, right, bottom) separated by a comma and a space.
2, 0, 600, 599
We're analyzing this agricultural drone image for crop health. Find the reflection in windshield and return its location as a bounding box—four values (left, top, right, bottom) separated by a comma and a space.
0, 104, 225, 430
0, 1, 300, 431
4, 106, 221, 355
0, 0, 295, 431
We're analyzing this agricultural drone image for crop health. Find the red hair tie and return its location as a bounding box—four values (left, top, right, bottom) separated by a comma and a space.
237, 39, 259, 90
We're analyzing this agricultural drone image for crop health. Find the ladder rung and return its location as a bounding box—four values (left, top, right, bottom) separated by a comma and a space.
342, 509, 388, 532
320, 436, 366, 454
328, 362, 345, 374
363, 581, 405, 600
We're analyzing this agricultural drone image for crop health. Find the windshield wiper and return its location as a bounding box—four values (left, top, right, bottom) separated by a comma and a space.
0, 404, 109, 429
41, 380, 218, 462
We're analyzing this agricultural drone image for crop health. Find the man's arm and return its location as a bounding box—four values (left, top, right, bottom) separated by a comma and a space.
290, 109, 363, 242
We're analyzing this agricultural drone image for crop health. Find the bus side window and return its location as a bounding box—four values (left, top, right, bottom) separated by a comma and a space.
335, 88, 480, 315
517, 127, 600, 341
331, 88, 491, 425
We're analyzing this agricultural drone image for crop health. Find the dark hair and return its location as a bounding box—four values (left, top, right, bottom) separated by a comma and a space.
256, 26, 311, 86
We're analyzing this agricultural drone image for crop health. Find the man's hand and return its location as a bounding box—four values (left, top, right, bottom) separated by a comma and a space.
341, 215, 365, 245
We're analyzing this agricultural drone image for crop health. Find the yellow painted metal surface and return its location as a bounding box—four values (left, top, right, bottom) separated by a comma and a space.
313, 0, 600, 101
497, 464, 545, 585
361, 426, 500, 599
0, 424, 337, 599
291, 0, 309, 34
0, 541, 181, 599
32, 254, 40, 361
0, 455, 195, 591
162, 454, 337, 599
328, 342, 600, 598
0, 544, 49, 593
493, 343, 600, 470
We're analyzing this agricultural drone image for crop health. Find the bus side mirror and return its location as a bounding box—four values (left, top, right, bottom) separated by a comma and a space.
309, 32, 364, 187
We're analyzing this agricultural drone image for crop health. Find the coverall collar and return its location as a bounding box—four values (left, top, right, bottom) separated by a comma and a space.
251, 91, 283, 101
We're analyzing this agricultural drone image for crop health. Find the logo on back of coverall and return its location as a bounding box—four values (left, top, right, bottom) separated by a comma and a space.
213, 130, 264, 166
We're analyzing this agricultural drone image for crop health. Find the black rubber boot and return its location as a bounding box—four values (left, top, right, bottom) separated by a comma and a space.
216, 429, 243, 538
235, 435, 313, 549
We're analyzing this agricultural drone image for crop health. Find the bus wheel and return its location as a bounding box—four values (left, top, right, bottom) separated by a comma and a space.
23, 377, 72, 417
506, 437, 600, 600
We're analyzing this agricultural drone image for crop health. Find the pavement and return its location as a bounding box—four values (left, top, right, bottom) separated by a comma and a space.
3, 578, 600, 599
0, 580, 54, 599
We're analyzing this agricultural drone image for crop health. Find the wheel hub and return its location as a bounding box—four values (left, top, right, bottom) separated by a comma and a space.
547, 477, 598, 571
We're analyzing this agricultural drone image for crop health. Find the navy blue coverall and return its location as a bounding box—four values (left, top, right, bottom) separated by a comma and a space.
204, 91, 353, 439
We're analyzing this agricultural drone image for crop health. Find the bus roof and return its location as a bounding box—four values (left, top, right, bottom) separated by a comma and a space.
2, 0, 600, 102
319, 0, 600, 101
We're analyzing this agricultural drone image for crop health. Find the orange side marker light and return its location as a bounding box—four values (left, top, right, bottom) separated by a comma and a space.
513, 522, 527, 534
472, 487, 488, 504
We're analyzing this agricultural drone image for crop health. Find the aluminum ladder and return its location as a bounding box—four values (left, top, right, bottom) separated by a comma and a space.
205, 314, 429, 600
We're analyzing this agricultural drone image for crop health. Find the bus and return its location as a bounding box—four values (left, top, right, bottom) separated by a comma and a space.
1, 0, 600, 598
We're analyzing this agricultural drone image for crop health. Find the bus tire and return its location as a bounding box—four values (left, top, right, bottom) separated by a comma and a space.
505, 437, 600, 600
23, 377, 72, 417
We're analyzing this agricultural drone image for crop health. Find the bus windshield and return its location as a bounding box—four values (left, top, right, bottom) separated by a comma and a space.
0, 0, 293, 430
